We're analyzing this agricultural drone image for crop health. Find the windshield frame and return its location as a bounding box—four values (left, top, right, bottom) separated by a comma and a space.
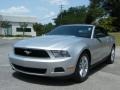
47, 25, 94, 38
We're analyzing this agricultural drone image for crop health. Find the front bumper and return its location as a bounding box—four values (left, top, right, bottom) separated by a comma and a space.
9, 53, 76, 77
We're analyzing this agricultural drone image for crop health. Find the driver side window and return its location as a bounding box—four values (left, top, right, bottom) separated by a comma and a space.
94, 27, 108, 38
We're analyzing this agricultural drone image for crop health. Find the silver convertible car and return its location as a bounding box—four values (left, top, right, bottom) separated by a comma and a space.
9, 24, 115, 82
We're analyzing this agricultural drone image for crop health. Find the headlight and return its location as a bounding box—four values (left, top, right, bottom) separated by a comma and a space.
51, 50, 70, 58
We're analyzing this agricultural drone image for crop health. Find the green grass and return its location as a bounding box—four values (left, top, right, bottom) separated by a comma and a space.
109, 32, 120, 46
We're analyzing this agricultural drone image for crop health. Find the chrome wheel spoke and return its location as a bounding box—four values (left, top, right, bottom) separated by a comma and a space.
111, 49, 115, 62
79, 55, 89, 78
83, 69, 87, 76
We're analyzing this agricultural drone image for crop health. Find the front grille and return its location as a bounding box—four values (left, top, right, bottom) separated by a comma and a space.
12, 64, 47, 74
14, 48, 50, 58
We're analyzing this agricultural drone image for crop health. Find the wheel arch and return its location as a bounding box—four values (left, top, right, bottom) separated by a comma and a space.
76, 48, 92, 66
81, 49, 91, 65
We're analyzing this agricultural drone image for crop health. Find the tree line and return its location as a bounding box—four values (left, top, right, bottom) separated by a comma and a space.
34, 0, 120, 35
1, 0, 120, 36
54, 0, 120, 32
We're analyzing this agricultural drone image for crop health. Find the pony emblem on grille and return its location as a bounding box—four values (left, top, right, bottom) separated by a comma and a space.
24, 50, 31, 55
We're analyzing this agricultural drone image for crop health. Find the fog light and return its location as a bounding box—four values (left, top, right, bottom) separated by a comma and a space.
54, 67, 65, 72
67, 66, 75, 72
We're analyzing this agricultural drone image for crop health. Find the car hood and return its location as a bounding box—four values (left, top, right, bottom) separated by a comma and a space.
14, 35, 85, 50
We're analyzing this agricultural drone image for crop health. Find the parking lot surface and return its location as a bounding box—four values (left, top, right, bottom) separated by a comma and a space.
0, 39, 120, 90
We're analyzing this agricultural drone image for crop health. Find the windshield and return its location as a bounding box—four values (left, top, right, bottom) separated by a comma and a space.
47, 25, 93, 38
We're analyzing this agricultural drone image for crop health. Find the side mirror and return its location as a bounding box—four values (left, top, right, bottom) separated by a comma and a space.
94, 33, 105, 38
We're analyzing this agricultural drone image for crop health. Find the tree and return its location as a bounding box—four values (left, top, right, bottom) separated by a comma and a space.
33, 23, 44, 36
19, 22, 28, 37
33, 23, 54, 36
44, 23, 54, 33
0, 21, 11, 36
54, 6, 88, 26
103, 0, 120, 31
98, 16, 116, 32
85, 0, 106, 24
0, 15, 12, 36
0, 15, 2, 27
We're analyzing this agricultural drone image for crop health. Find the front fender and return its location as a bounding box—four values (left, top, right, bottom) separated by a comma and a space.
68, 43, 89, 66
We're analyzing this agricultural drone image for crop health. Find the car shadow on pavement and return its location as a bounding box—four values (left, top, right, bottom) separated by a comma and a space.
12, 72, 76, 86
89, 61, 109, 76
12, 61, 109, 86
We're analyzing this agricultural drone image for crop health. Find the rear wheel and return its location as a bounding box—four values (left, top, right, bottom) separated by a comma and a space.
74, 52, 90, 82
107, 47, 115, 64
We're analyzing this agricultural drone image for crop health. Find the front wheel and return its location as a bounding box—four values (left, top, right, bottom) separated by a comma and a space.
74, 52, 90, 82
107, 47, 115, 64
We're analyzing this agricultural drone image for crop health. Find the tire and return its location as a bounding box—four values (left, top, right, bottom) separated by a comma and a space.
74, 52, 90, 82
107, 47, 115, 64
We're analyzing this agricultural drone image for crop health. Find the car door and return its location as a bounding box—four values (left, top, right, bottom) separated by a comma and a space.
98, 27, 111, 56
92, 27, 108, 63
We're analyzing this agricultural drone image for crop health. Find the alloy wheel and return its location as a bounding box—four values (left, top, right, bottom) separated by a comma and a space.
111, 48, 115, 62
79, 55, 89, 78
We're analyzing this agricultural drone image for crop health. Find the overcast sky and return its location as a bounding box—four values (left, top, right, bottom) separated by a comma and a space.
0, 0, 89, 24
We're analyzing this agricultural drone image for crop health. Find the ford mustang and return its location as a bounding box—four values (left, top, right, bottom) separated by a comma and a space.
9, 24, 115, 82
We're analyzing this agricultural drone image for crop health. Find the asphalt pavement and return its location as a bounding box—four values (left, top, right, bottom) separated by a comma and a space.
0, 39, 120, 90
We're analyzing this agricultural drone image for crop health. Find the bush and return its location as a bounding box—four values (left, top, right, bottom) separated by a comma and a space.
98, 17, 116, 32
